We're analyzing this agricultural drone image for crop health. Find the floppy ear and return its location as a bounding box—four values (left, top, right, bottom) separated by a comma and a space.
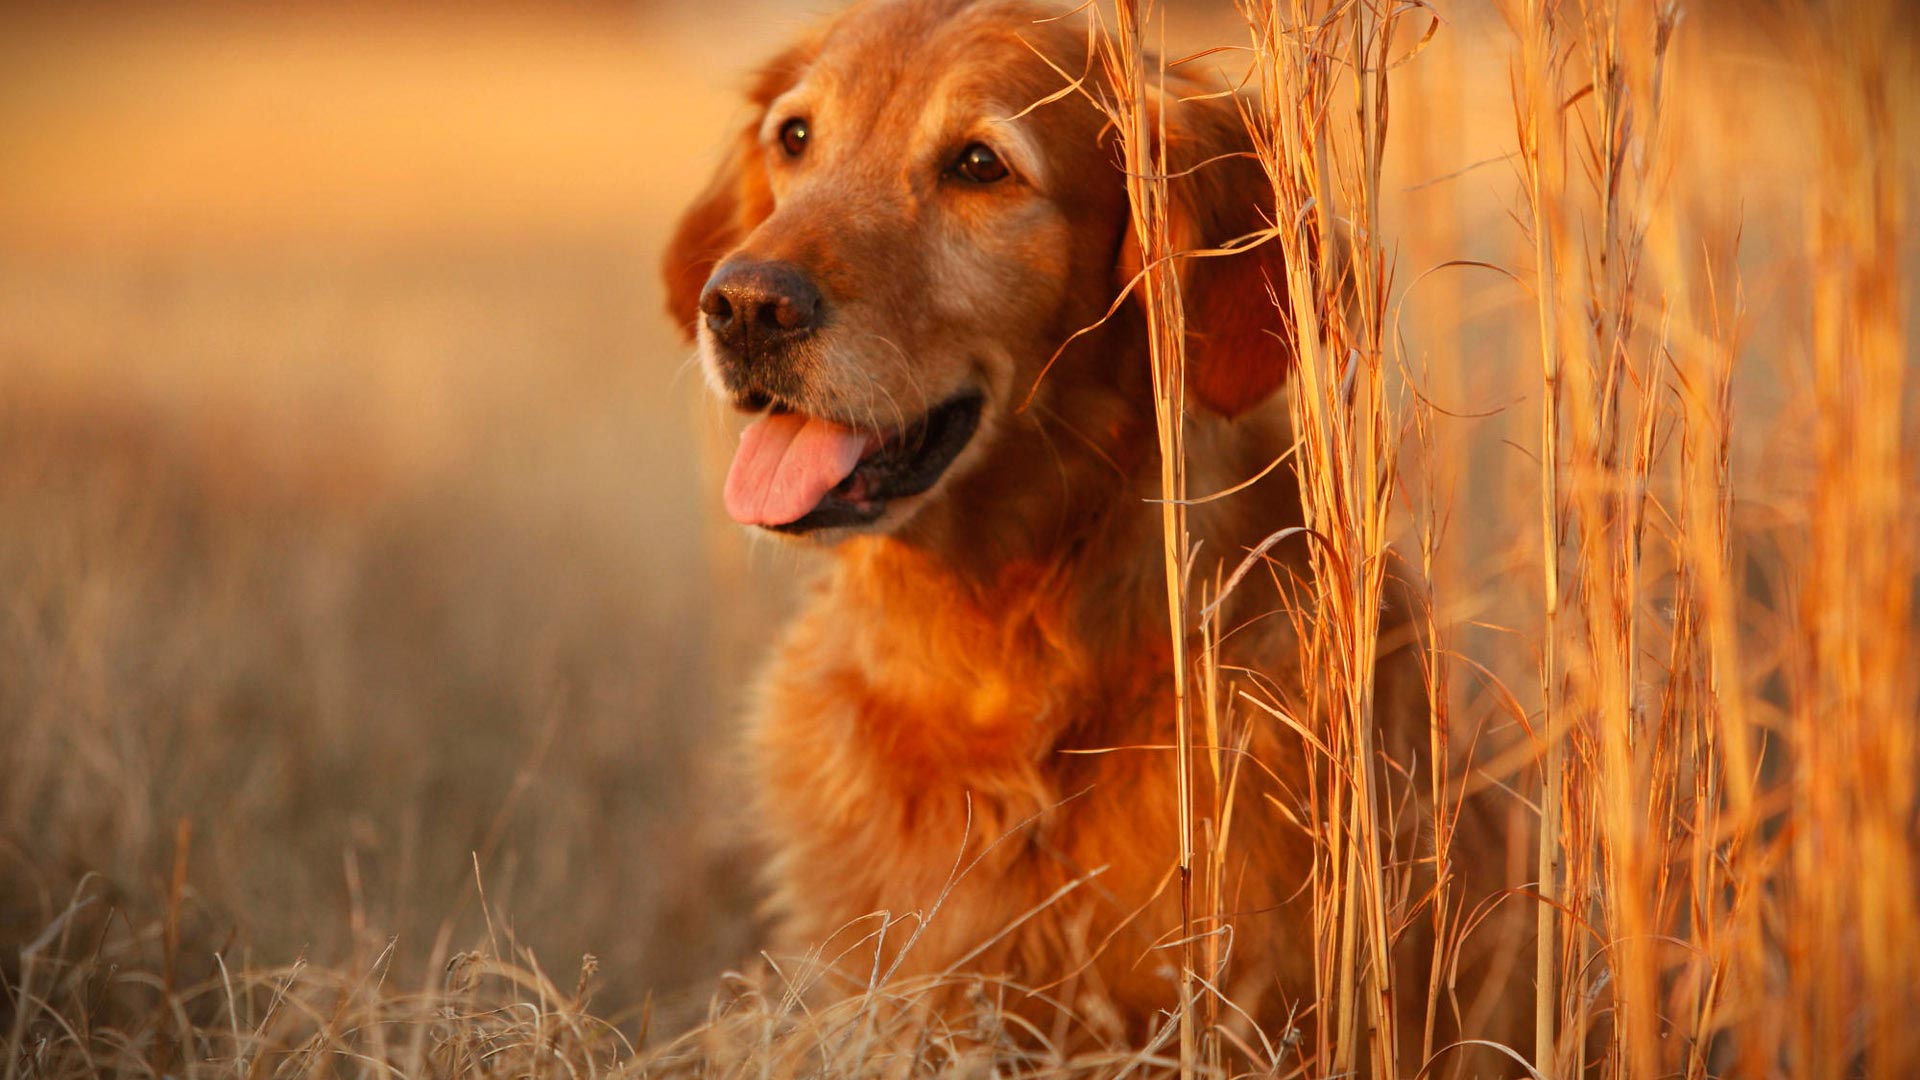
1116, 89, 1293, 419
661, 46, 815, 341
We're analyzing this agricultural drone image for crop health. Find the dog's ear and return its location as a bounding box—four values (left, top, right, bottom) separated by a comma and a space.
1115, 89, 1292, 419
662, 45, 815, 341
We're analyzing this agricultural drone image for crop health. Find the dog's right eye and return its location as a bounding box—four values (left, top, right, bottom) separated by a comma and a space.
778, 118, 810, 158
950, 142, 1010, 184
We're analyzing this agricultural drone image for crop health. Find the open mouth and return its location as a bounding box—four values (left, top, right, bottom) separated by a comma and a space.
723, 391, 983, 535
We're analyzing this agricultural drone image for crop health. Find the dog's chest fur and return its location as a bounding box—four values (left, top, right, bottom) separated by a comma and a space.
741, 459, 1318, 1035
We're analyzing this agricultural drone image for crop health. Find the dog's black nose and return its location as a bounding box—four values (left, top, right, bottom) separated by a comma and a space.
699, 261, 822, 355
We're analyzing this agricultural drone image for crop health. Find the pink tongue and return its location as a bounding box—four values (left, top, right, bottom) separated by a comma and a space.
724, 411, 872, 526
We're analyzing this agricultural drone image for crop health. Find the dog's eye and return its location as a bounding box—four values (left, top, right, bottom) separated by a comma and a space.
778, 118, 810, 158
951, 143, 1009, 184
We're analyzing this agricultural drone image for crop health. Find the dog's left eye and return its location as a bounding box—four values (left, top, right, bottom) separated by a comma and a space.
950, 143, 1009, 184
778, 118, 810, 158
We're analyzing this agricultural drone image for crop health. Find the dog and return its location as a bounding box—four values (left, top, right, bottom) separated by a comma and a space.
661, 0, 1469, 1053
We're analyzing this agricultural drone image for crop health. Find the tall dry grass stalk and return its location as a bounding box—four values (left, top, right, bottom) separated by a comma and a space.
1095, 0, 1202, 1068
1783, 3, 1917, 1073
1508, 0, 1571, 1069
1241, 3, 1412, 1076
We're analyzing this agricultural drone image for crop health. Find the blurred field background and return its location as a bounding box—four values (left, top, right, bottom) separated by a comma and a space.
0, 0, 818, 1021
1, 0, 1915, 1076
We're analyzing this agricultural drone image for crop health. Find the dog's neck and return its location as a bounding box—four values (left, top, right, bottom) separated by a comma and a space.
819, 389, 1302, 747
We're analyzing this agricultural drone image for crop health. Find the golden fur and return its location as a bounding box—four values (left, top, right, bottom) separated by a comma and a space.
662, 0, 1464, 1050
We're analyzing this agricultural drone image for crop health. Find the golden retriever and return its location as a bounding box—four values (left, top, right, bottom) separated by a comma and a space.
660, 0, 1471, 1053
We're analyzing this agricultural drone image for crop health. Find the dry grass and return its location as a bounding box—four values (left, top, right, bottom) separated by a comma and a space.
4, 1, 1916, 1077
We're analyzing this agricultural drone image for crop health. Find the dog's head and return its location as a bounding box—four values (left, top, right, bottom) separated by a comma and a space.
663, 0, 1291, 542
